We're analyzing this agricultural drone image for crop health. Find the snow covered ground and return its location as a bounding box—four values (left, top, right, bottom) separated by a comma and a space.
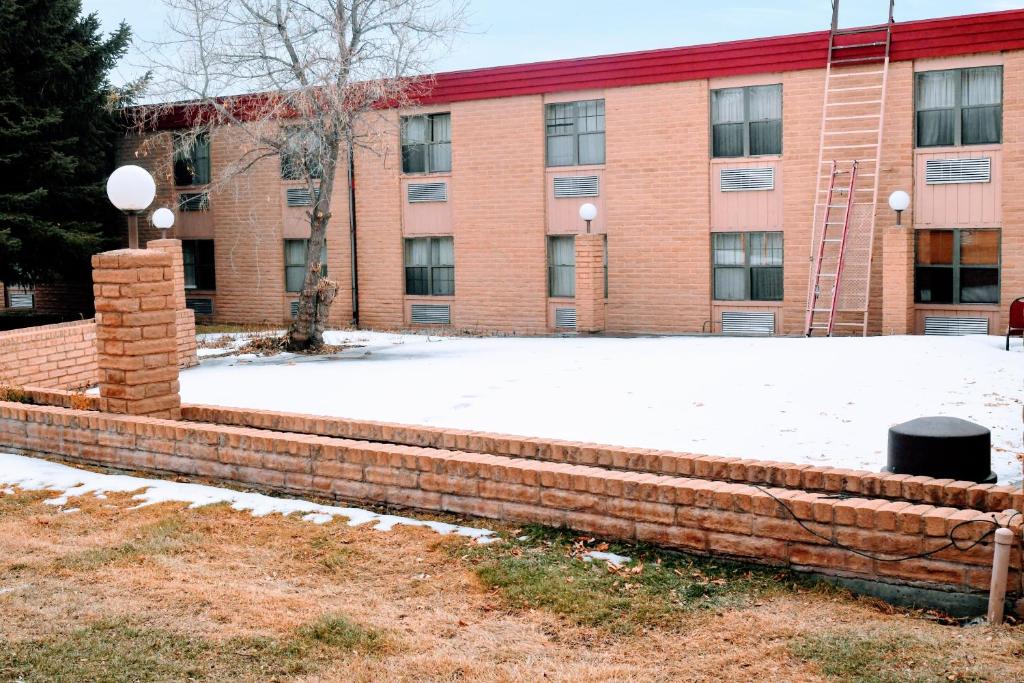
183, 331, 1024, 484
0, 453, 497, 542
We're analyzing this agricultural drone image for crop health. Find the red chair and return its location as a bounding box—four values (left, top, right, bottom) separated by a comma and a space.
1007, 297, 1024, 350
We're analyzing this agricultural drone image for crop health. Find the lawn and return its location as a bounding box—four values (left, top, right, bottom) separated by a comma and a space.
184, 331, 1024, 484
2, 460, 1022, 682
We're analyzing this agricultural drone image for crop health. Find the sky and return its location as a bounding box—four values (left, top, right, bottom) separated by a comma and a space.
83, 0, 1023, 87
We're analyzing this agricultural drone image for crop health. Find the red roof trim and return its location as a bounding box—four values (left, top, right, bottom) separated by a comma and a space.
417, 8, 1024, 104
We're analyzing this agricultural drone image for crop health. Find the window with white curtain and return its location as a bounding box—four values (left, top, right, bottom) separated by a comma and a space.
284, 239, 328, 292
711, 85, 782, 158
401, 113, 452, 173
916, 66, 1002, 147
547, 235, 576, 297
545, 100, 605, 167
404, 237, 454, 296
712, 232, 783, 301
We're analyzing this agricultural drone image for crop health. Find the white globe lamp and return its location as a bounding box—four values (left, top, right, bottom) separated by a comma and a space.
888, 190, 910, 226
106, 165, 157, 247
151, 207, 175, 237
579, 202, 598, 233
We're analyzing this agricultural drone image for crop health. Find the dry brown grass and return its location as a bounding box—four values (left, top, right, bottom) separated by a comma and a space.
1, 484, 1022, 682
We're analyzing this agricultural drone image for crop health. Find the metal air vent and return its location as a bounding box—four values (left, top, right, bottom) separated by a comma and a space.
721, 311, 775, 335
720, 167, 775, 192
179, 192, 210, 212
286, 187, 320, 207
554, 307, 577, 329
410, 303, 451, 325
925, 158, 991, 185
290, 300, 300, 318
7, 292, 34, 309
924, 316, 989, 336
553, 175, 599, 198
185, 298, 214, 316
407, 182, 448, 203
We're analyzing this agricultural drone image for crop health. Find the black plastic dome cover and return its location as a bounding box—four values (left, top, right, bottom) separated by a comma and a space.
885, 416, 996, 484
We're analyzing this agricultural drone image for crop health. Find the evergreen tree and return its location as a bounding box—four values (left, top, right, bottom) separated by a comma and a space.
0, 0, 135, 286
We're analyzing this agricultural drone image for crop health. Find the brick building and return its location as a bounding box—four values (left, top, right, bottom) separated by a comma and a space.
113, 7, 1024, 336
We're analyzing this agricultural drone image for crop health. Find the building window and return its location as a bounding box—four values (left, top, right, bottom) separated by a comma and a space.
181, 240, 216, 290
401, 113, 451, 174
916, 67, 1002, 147
284, 239, 328, 292
548, 235, 576, 297
712, 231, 783, 301
280, 128, 324, 180
546, 99, 605, 167
915, 229, 999, 304
711, 85, 782, 158
404, 237, 454, 296
173, 132, 211, 186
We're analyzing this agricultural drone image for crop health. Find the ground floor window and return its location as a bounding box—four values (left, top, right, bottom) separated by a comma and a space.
404, 236, 454, 295
548, 235, 575, 297
284, 239, 328, 293
712, 231, 783, 301
182, 240, 216, 290
915, 228, 1000, 304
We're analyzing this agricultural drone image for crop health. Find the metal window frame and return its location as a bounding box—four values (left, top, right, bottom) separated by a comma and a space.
915, 66, 1004, 148
547, 234, 576, 297
400, 113, 452, 174
544, 99, 606, 168
710, 84, 783, 159
283, 238, 328, 293
181, 239, 216, 291
711, 231, 784, 301
403, 236, 454, 296
913, 228, 1001, 304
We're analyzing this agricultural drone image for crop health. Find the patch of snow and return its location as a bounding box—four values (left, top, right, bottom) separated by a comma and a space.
177, 332, 1024, 485
582, 550, 631, 567
0, 453, 497, 543
61, 507, 80, 514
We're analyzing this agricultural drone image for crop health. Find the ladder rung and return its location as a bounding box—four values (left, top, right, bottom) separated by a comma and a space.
825, 114, 881, 120
823, 239, 844, 243
828, 70, 885, 78
828, 85, 883, 92
825, 129, 881, 135
832, 42, 888, 50
826, 100, 883, 107
811, 308, 834, 312
831, 57, 888, 65
825, 222, 846, 225
823, 144, 878, 150
833, 23, 892, 35
818, 273, 838, 278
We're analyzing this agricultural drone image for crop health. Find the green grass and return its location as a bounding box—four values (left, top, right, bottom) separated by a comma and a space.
791, 631, 988, 683
464, 525, 810, 634
53, 518, 192, 572
0, 615, 389, 682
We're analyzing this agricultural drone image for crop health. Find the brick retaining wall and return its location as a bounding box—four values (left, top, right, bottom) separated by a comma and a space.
0, 398, 1019, 599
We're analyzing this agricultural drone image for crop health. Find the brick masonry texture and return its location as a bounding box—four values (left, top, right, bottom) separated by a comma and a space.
0, 320, 97, 389
0, 398, 1019, 596
91, 249, 182, 419
119, 49, 1024, 335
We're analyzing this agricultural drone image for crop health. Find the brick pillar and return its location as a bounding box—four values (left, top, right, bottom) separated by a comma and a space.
575, 234, 606, 333
147, 238, 198, 368
91, 249, 181, 419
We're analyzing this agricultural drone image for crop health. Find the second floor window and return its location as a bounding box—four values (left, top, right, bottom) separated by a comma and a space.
182, 239, 216, 290
547, 235, 576, 297
284, 239, 327, 292
712, 231, 783, 301
281, 128, 324, 180
711, 85, 782, 158
546, 99, 605, 167
916, 66, 1002, 147
402, 113, 451, 174
404, 236, 454, 295
173, 132, 211, 186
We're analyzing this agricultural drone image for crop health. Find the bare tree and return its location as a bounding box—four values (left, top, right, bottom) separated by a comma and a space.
131, 0, 465, 350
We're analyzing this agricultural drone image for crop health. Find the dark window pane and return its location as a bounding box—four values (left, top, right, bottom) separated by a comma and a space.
914, 267, 954, 304
750, 267, 783, 301
432, 266, 455, 295
402, 144, 427, 173
713, 123, 744, 157
916, 109, 955, 147
749, 120, 781, 155
405, 267, 429, 295
962, 106, 1002, 145
916, 230, 954, 265
959, 268, 999, 304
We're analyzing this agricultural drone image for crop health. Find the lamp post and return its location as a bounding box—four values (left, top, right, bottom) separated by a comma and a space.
579, 202, 598, 234
106, 165, 157, 248
151, 207, 175, 237
888, 190, 910, 226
